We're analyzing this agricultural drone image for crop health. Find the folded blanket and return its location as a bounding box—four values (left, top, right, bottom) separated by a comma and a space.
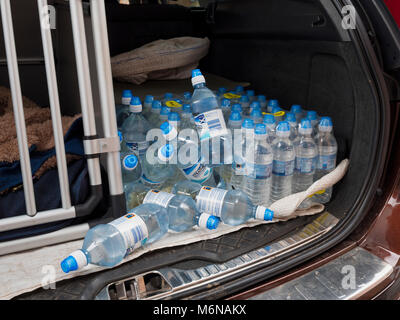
0, 86, 84, 194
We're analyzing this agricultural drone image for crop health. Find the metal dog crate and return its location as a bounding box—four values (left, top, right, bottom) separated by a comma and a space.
0, 0, 126, 255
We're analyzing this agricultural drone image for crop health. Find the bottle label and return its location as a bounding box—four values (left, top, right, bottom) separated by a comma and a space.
317, 153, 336, 170
272, 160, 295, 176
194, 109, 228, 141
245, 162, 273, 179
126, 141, 149, 156
181, 159, 212, 183
109, 213, 149, 252
196, 186, 228, 218
295, 156, 317, 174
143, 190, 174, 208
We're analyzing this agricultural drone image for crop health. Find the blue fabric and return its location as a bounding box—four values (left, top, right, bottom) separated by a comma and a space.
0, 117, 85, 193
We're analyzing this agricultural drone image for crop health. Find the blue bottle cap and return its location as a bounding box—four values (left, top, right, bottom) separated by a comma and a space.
159, 144, 175, 161
183, 104, 191, 113
174, 98, 183, 104
240, 95, 249, 103
164, 93, 173, 100
232, 103, 243, 113
152, 100, 162, 109
250, 101, 261, 111
123, 154, 138, 170
206, 215, 220, 230
192, 69, 202, 78
229, 111, 242, 121
263, 209, 274, 221
242, 118, 255, 129
130, 96, 141, 106
247, 90, 255, 97
218, 87, 227, 94
319, 116, 333, 131
160, 106, 171, 116
60, 256, 78, 274
251, 109, 262, 118
285, 112, 297, 123
268, 99, 280, 108
272, 106, 282, 114
307, 110, 318, 120
235, 85, 244, 93
299, 119, 313, 133
122, 89, 133, 98
276, 121, 291, 133
221, 98, 231, 108
291, 104, 302, 113
144, 95, 154, 103
168, 112, 180, 122
183, 91, 192, 100
263, 114, 275, 124
258, 95, 267, 102
255, 123, 267, 135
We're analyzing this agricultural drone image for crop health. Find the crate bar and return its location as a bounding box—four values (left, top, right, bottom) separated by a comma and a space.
90, 0, 124, 197
38, 0, 71, 209
69, 0, 102, 187
0, 0, 36, 216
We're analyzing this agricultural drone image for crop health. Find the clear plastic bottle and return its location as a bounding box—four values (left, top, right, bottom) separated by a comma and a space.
246, 90, 256, 102
231, 103, 243, 116
147, 100, 162, 128
270, 121, 295, 203
220, 98, 231, 123
171, 182, 274, 226
267, 99, 280, 113
120, 153, 142, 185
290, 104, 304, 123
306, 110, 320, 138
272, 106, 285, 123
314, 117, 337, 203
125, 181, 151, 210
182, 91, 192, 105
285, 112, 299, 142
168, 111, 181, 132
240, 95, 250, 115
190, 69, 230, 168
293, 119, 318, 209
249, 101, 261, 114
159, 122, 216, 186
142, 189, 219, 232
116, 89, 133, 129
257, 95, 267, 112
250, 108, 263, 124
230, 118, 254, 190
162, 92, 174, 106
263, 114, 277, 146
235, 85, 245, 95
143, 94, 154, 119
242, 124, 273, 206
60, 203, 169, 273
159, 106, 171, 125
181, 104, 196, 130
121, 97, 151, 157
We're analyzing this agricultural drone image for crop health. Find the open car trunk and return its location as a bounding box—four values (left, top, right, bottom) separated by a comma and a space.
9, 0, 390, 300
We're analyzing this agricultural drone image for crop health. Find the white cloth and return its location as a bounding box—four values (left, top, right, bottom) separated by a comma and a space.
111, 37, 210, 85
0, 159, 349, 299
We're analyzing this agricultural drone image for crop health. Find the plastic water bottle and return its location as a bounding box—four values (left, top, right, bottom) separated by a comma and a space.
307, 110, 319, 137
231, 103, 243, 116
171, 182, 274, 226
121, 97, 151, 157
216, 87, 227, 102
220, 98, 231, 123
263, 114, 277, 146
246, 90, 256, 102
230, 118, 254, 190
162, 92, 174, 106
121, 153, 142, 185
190, 69, 230, 168
228, 111, 243, 130
290, 105, 303, 123
125, 181, 151, 210
116, 89, 133, 129
160, 122, 216, 186
181, 104, 196, 130
249, 101, 261, 114
270, 121, 295, 203
258, 95, 267, 112
147, 100, 162, 127
142, 189, 219, 232
240, 95, 250, 115
242, 124, 273, 206
285, 112, 299, 142
60, 203, 169, 273
272, 106, 285, 123
143, 95, 154, 119
250, 108, 263, 124
314, 117, 337, 203
235, 85, 245, 95
293, 119, 318, 209
160, 106, 171, 124
267, 99, 280, 113
168, 111, 181, 131
182, 91, 192, 104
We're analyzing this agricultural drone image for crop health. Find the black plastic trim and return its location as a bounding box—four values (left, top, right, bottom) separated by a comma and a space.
75, 184, 103, 218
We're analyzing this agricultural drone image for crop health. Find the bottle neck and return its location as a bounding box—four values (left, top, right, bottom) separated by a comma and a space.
194, 82, 206, 89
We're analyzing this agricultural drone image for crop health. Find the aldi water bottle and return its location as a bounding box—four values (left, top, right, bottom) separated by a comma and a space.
246, 90, 256, 102
258, 95, 267, 112
190, 69, 230, 168
221, 98, 231, 123
270, 121, 295, 203
240, 95, 250, 115
231, 103, 243, 116
121, 153, 142, 185
162, 92, 174, 106
148, 100, 162, 127
143, 95, 154, 119
314, 117, 337, 203
60, 203, 169, 273
290, 105, 303, 123
116, 89, 132, 129
171, 183, 274, 226
242, 124, 273, 206
285, 112, 299, 142
307, 110, 319, 137
293, 119, 318, 208
182, 91, 192, 104
267, 99, 280, 113
168, 112, 181, 131
263, 114, 277, 146
159, 106, 171, 124
250, 108, 263, 124
121, 97, 151, 157
142, 189, 219, 232
249, 101, 261, 114
181, 104, 196, 130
